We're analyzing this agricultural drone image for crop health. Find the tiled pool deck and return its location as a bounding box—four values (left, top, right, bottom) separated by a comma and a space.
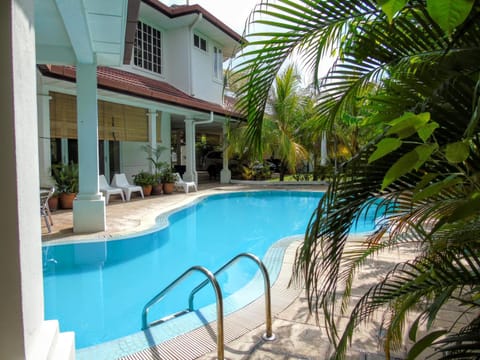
42, 182, 444, 359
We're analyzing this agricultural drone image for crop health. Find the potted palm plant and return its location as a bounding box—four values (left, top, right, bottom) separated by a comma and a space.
133, 171, 155, 196
161, 167, 176, 194
51, 162, 79, 209
143, 144, 167, 195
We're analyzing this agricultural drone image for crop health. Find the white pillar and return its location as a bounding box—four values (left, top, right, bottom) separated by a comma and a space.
183, 117, 196, 183
73, 63, 106, 233
103, 139, 110, 180
37, 91, 53, 187
61, 138, 68, 164
147, 109, 157, 174
220, 122, 231, 183
320, 131, 328, 166
160, 111, 172, 163
1, 0, 74, 358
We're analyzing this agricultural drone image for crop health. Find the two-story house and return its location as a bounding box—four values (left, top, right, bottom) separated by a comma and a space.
36, 0, 244, 230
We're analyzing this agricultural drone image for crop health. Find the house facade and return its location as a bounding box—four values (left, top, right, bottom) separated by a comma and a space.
1, 1, 242, 359
37, 0, 243, 199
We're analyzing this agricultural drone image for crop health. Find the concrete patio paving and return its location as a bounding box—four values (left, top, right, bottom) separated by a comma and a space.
41, 182, 438, 359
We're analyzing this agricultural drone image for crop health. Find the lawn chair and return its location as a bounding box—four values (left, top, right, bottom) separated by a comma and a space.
99, 175, 125, 205
40, 186, 54, 233
111, 173, 144, 201
174, 173, 197, 193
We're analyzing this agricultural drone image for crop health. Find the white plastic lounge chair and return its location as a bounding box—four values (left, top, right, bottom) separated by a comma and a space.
174, 173, 197, 194
111, 173, 144, 201
40, 187, 54, 233
99, 175, 125, 205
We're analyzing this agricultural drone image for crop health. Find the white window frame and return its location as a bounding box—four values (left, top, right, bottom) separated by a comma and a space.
213, 46, 223, 81
134, 21, 162, 75
194, 33, 208, 52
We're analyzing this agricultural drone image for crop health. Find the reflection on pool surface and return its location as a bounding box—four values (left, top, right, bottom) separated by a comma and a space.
43, 190, 379, 349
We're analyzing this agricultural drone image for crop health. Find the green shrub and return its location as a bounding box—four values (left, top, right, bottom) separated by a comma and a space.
51, 162, 79, 193
132, 171, 155, 186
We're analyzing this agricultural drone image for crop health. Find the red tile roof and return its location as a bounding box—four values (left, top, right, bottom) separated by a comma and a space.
38, 65, 244, 119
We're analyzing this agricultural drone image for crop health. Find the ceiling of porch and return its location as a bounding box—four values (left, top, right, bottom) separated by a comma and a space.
35, 0, 134, 66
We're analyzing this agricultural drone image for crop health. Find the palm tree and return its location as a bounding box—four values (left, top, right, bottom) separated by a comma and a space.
232, 0, 480, 358
227, 65, 308, 180
295, 96, 325, 179
266, 65, 308, 180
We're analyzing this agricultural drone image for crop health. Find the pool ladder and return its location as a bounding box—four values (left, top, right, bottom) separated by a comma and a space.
142, 252, 276, 360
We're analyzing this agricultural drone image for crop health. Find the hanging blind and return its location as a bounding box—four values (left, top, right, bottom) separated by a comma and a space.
156, 114, 162, 141
50, 92, 77, 139
49, 92, 148, 142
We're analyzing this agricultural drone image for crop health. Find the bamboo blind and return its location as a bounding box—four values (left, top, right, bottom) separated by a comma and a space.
156, 115, 161, 140
49, 92, 149, 142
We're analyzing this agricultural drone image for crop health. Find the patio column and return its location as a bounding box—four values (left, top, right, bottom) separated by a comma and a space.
1, 0, 74, 358
147, 109, 157, 174
161, 111, 172, 163
183, 116, 196, 183
220, 122, 231, 183
73, 63, 106, 233
37, 91, 52, 187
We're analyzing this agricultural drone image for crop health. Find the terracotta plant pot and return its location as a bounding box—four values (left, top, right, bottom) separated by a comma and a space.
152, 183, 163, 195
162, 183, 175, 194
142, 184, 153, 196
48, 196, 59, 212
59, 192, 76, 209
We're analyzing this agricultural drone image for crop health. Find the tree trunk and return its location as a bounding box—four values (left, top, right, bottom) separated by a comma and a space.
279, 161, 287, 181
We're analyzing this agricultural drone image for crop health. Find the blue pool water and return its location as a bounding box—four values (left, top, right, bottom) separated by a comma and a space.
43, 190, 379, 349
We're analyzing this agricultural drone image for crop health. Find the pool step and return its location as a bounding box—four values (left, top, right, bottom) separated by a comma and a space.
150, 309, 191, 327
48, 331, 75, 360
29, 320, 75, 360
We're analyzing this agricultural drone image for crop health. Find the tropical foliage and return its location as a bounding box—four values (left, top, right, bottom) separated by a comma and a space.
142, 144, 168, 183
232, 0, 480, 358
51, 162, 79, 194
132, 171, 156, 187
228, 65, 310, 180
264, 65, 308, 179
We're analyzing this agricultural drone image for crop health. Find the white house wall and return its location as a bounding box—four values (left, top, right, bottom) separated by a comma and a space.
165, 27, 190, 94
127, 13, 225, 105
120, 141, 151, 181
191, 35, 223, 104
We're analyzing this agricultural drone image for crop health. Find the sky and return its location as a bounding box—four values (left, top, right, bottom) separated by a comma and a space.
164, 0, 260, 34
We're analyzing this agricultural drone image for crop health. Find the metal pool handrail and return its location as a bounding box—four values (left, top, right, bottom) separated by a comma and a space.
142, 265, 225, 359
188, 252, 276, 341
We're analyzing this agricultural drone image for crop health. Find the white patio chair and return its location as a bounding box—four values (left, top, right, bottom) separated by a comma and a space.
99, 175, 125, 205
40, 186, 54, 233
111, 173, 144, 201
174, 173, 197, 194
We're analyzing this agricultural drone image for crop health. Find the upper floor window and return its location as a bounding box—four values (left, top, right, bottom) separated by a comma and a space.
194, 34, 207, 52
134, 21, 162, 74
213, 46, 223, 81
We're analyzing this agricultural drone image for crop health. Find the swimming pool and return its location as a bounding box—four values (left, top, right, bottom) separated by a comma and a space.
42, 190, 379, 354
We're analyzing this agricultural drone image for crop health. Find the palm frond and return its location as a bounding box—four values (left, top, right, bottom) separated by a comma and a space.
232, 0, 379, 154
333, 247, 480, 359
